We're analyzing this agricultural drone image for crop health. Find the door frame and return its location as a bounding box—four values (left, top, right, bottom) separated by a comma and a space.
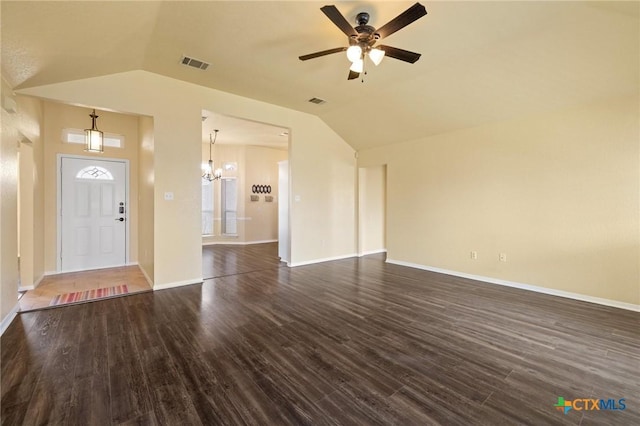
56, 154, 131, 272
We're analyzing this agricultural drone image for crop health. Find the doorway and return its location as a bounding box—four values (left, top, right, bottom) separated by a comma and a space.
358, 165, 387, 256
200, 112, 288, 244
58, 155, 129, 272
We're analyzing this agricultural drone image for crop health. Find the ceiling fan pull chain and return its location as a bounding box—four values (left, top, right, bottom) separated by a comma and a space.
361, 56, 367, 83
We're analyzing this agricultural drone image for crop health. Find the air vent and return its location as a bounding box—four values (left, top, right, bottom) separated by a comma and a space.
308, 97, 326, 105
180, 55, 210, 70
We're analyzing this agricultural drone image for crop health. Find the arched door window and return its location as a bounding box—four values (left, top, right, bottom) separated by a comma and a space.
75, 166, 114, 180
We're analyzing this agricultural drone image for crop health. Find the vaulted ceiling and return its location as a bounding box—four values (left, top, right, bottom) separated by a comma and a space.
2, 1, 638, 151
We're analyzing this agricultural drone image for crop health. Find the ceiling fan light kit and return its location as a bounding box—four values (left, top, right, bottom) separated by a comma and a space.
369, 48, 385, 66
299, 2, 427, 81
350, 58, 364, 73
346, 45, 362, 63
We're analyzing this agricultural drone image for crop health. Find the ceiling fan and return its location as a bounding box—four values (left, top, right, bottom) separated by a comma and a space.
299, 3, 427, 80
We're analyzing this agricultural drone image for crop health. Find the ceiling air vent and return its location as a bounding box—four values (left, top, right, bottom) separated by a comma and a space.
308, 97, 326, 105
180, 55, 210, 70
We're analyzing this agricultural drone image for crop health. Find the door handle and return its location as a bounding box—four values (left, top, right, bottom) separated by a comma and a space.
115, 217, 125, 222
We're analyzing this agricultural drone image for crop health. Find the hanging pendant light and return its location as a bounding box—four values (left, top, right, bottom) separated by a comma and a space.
202, 129, 223, 181
85, 109, 104, 153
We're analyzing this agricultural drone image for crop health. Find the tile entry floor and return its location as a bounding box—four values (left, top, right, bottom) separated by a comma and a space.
19, 265, 152, 312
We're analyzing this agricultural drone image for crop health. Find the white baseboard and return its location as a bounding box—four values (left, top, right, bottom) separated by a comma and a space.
139, 265, 153, 286
289, 253, 358, 267
358, 249, 387, 257
1, 302, 20, 336
33, 274, 44, 288
153, 278, 203, 291
17, 273, 45, 292
386, 259, 640, 312
202, 239, 277, 246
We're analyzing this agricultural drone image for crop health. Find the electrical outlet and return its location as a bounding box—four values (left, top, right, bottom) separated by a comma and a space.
470, 251, 478, 260
499, 253, 507, 262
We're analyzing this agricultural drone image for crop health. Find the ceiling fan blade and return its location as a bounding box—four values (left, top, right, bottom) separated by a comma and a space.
348, 70, 360, 80
299, 47, 347, 61
375, 3, 427, 39
321, 5, 358, 38
378, 45, 421, 63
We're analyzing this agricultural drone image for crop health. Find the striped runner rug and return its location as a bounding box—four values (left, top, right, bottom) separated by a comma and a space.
49, 284, 129, 307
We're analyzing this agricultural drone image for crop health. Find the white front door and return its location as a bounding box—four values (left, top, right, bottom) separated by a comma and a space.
60, 157, 128, 272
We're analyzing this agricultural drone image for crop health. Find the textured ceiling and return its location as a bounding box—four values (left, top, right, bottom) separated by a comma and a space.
2, 1, 638, 151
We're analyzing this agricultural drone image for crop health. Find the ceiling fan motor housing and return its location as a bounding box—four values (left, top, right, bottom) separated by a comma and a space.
356, 12, 370, 25
351, 12, 379, 51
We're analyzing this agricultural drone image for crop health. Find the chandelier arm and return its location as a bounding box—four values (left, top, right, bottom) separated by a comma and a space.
203, 129, 220, 182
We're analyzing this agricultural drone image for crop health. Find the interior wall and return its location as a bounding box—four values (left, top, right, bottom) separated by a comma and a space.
245, 146, 288, 243
289, 119, 357, 264
18, 141, 34, 288
42, 102, 140, 273
1, 77, 44, 324
1, 79, 20, 321
358, 165, 386, 255
19, 70, 357, 286
358, 95, 639, 306
138, 115, 154, 283
278, 160, 290, 263
150, 107, 203, 288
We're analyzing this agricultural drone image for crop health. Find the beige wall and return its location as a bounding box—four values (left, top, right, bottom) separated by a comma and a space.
289, 119, 357, 263
20, 70, 357, 286
149, 107, 203, 288
359, 95, 639, 306
19, 141, 34, 287
1, 79, 20, 320
1, 78, 44, 323
138, 115, 154, 282
245, 145, 288, 243
358, 165, 386, 255
202, 144, 287, 244
42, 102, 140, 272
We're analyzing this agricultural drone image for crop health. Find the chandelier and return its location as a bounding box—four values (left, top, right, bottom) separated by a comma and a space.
202, 129, 222, 181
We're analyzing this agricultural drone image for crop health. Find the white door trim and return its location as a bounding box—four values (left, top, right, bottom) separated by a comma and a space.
56, 154, 130, 272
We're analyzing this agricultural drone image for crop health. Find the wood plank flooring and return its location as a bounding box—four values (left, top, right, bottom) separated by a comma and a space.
2, 244, 639, 425
202, 242, 285, 279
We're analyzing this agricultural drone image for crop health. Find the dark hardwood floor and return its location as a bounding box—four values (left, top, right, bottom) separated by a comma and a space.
2, 244, 639, 425
202, 242, 285, 279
